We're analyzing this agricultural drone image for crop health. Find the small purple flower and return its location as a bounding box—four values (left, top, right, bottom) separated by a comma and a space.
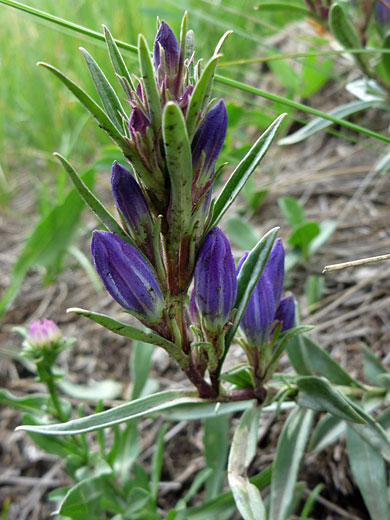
153, 20, 180, 73
238, 238, 292, 346
128, 107, 150, 138
28, 319, 61, 348
193, 227, 237, 332
91, 231, 164, 324
192, 100, 228, 182
275, 295, 295, 333
111, 161, 153, 240
376, 0, 390, 26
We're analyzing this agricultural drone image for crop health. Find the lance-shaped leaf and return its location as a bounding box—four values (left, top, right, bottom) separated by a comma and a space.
227, 402, 265, 520
211, 113, 286, 228
80, 47, 126, 133
68, 307, 188, 368
270, 407, 314, 520
296, 376, 366, 423
138, 34, 161, 132
222, 227, 279, 363
54, 153, 135, 246
37, 63, 132, 153
186, 54, 222, 139
102, 25, 134, 91
162, 101, 193, 241
91, 231, 164, 323
16, 389, 197, 435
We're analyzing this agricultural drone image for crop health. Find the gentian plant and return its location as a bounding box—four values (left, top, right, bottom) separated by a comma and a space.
8, 14, 390, 520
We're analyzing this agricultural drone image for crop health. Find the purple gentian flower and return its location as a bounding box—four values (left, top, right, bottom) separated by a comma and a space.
28, 319, 61, 348
153, 20, 180, 73
238, 238, 293, 346
91, 231, 164, 324
193, 227, 237, 332
192, 100, 228, 183
111, 161, 153, 241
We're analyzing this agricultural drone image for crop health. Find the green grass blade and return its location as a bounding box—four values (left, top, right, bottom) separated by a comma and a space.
210, 113, 286, 229
103, 24, 135, 91
138, 34, 161, 133
54, 153, 135, 246
80, 47, 126, 133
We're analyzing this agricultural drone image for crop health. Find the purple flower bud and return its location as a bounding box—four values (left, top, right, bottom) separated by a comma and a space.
153, 20, 180, 72
192, 100, 228, 180
275, 295, 295, 333
28, 319, 61, 349
128, 107, 150, 137
193, 227, 237, 332
238, 239, 287, 346
91, 231, 164, 324
377, 1, 390, 26
111, 161, 153, 240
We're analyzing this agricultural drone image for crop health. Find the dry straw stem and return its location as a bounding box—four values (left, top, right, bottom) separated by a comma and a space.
323, 253, 390, 273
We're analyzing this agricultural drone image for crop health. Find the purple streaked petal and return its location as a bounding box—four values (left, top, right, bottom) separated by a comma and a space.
128, 107, 150, 137
193, 227, 237, 331
192, 100, 227, 176
153, 20, 180, 72
275, 295, 295, 333
91, 231, 164, 323
111, 161, 153, 238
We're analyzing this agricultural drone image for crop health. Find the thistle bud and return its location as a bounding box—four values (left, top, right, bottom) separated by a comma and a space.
91, 231, 164, 324
192, 100, 228, 183
193, 227, 237, 333
111, 161, 153, 242
238, 238, 287, 346
274, 295, 295, 333
153, 20, 180, 73
27, 320, 61, 349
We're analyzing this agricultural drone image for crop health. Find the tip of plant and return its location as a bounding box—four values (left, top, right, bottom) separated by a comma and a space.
66, 307, 81, 314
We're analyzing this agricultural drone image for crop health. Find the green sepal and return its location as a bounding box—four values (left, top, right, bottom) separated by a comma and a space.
53, 153, 136, 246
186, 54, 222, 139
80, 47, 126, 133
296, 376, 366, 423
210, 113, 286, 229
67, 307, 189, 369
37, 62, 133, 154
103, 25, 135, 91
138, 34, 161, 132
162, 101, 193, 243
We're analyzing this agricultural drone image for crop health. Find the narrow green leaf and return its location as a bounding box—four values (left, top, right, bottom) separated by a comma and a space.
112, 421, 139, 484
286, 308, 313, 376
0, 389, 48, 414
255, 2, 322, 20
296, 376, 366, 423
54, 153, 135, 246
138, 34, 161, 132
16, 389, 196, 435
223, 227, 279, 358
269, 325, 313, 369
225, 215, 260, 250
278, 196, 305, 228
382, 31, 390, 83
57, 476, 105, 518
346, 426, 390, 519
80, 47, 126, 133
186, 54, 222, 139
360, 343, 388, 386
228, 402, 265, 520
288, 221, 320, 249
278, 100, 381, 146
57, 378, 122, 401
309, 414, 345, 453
130, 341, 154, 400
151, 423, 169, 501
204, 415, 230, 499
270, 407, 314, 520
103, 25, 134, 91
162, 102, 193, 241
300, 484, 324, 520
305, 275, 324, 308
308, 220, 337, 255
37, 63, 131, 153
211, 113, 286, 228
67, 307, 189, 369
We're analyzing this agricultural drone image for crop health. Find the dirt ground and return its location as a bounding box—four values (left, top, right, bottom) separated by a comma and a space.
1, 51, 390, 520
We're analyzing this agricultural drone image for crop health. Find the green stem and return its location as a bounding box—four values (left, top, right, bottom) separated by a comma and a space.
46, 376, 68, 422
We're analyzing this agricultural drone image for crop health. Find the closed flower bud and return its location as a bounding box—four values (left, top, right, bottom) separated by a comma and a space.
192, 100, 228, 182
111, 161, 153, 241
28, 319, 61, 349
128, 106, 150, 138
91, 231, 164, 324
238, 239, 288, 346
153, 20, 180, 73
275, 295, 295, 333
193, 227, 237, 332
